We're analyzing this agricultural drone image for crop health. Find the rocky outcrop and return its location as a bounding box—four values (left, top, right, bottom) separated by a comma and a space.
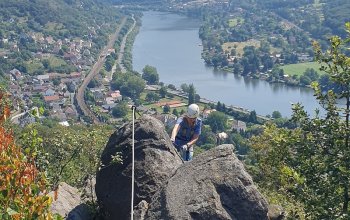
95, 115, 183, 220
49, 182, 91, 220
96, 115, 270, 220
143, 144, 269, 220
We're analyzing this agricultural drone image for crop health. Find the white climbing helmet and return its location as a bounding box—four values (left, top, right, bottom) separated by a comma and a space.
187, 104, 200, 118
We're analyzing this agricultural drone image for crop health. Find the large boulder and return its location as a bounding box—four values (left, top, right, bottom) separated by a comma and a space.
143, 144, 269, 220
48, 182, 91, 220
95, 115, 183, 220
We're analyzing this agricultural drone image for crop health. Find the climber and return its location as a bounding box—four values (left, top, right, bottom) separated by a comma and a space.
170, 103, 202, 161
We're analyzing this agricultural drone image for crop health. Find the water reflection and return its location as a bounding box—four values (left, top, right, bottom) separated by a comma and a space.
233, 73, 242, 82
212, 68, 228, 79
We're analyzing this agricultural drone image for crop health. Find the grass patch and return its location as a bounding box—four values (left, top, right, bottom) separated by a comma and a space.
45, 22, 64, 32
48, 56, 68, 68
228, 18, 244, 27
25, 60, 44, 75
281, 62, 324, 77
222, 39, 261, 57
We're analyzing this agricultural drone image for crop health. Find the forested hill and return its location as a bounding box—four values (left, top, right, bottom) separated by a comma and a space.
0, 0, 121, 39
105, 0, 349, 38
256, 0, 350, 38
101, 0, 169, 6
322, 0, 350, 37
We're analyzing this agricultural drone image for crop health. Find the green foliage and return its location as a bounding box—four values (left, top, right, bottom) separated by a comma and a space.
248, 110, 258, 123
111, 71, 145, 99
172, 108, 179, 117
271, 111, 282, 119
188, 84, 196, 105
105, 55, 115, 72
142, 65, 159, 84
197, 125, 216, 149
159, 86, 167, 98
250, 23, 350, 219
205, 111, 228, 133
180, 83, 189, 93
87, 78, 100, 89
145, 91, 160, 102
112, 102, 128, 118
0, 94, 55, 219
163, 104, 170, 114
19, 123, 113, 190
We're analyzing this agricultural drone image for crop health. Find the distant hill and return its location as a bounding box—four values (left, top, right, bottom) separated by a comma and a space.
256, 0, 350, 38
322, 0, 350, 37
101, 0, 169, 5
0, 0, 121, 39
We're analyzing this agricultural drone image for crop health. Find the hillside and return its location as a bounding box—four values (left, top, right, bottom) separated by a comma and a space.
256, 0, 350, 38
0, 0, 123, 84
0, 0, 121, 39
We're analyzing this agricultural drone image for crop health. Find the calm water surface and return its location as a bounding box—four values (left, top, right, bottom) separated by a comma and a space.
132, 11, 320, 117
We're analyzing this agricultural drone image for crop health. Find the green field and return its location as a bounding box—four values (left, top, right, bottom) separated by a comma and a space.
228, 18, 244, 28
281, 62, 324, 77
48, 56, 67, 68
25, 60, 44, 75
222, 39, 260, 57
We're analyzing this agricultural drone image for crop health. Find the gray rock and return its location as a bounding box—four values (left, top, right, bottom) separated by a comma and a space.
268, 205, 285, 220
144, 145, 269, 220
49, 182, 92, 220
133, 200, 149, 220
95, 115, 183, 220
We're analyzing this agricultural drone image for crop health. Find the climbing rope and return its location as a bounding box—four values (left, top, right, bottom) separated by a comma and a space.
131, 105, 136, 220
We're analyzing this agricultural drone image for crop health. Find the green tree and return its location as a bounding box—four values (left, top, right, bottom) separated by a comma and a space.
303, 68, 319, 81
172, 108, 179, 117
42, 59, 50, 69
180, 83, 189, 93
180, 109, 185, 115
145, 91, 160, 102
87, 78, 100, 88
248, 110, 257, 123
188, 83, 196, 105
271, 110, 282, 119
168, 84, 176, 90
53, 78, 61, 86
159, 86, 167, 98
112, 72, 145, 99
251, 23, 350, 219
142, 65, 159, 84
206, 111, 228, 133
163, 104, 170, 114
195, 94, 201, 103
112, 102, 128, 118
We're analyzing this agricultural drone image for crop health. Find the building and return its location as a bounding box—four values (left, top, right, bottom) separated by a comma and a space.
36, 74, 50, 83
109, 90, 122, 102
44, 95, 60, 104
44, 88, 55, 96
9, 68, 22, 80
202, 109, 217, 119
232, 120, 247, 132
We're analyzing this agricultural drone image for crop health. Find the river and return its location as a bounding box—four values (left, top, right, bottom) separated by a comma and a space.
132, 11, 320, 117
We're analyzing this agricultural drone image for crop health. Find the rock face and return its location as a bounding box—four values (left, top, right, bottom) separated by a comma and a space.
95, 115, 183, 220
96, 115, 269, 220
143, 144, 269, 220
49, 182, 91, 220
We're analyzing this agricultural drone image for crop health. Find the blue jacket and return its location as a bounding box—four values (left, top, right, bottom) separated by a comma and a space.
174, 117, 202, 147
